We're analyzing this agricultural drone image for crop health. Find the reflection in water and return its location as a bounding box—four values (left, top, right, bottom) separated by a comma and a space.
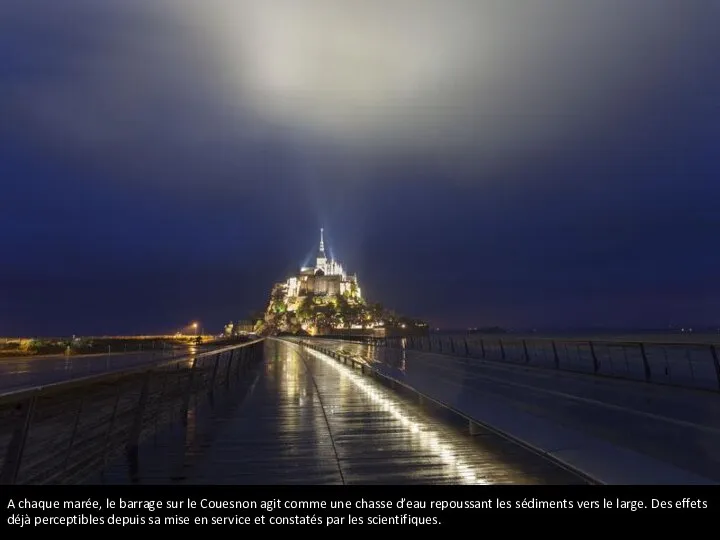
338, 368, 350, 407
276, 346, 302, 435
281, 346, 344, 449
306, 348, 490, 485
14, 358, 31, 375
183, 345, 198, 367
184, 404, 198, 450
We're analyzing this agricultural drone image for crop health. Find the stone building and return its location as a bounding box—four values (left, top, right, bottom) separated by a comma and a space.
273, 228, 362, 313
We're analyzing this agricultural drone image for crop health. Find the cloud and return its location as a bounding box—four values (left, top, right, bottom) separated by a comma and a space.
2, 0, 719, 187
173, 1, 715, 152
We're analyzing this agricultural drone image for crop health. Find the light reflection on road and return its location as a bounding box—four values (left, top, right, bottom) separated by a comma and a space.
306, 347, 490, 485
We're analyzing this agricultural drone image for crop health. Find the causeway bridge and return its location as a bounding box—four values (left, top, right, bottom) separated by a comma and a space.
1, 334, 718, 485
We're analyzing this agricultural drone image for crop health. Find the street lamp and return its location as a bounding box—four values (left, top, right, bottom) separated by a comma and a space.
192, 322, 198, 336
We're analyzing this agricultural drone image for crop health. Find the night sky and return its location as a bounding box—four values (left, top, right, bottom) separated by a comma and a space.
2, 1, 719, 336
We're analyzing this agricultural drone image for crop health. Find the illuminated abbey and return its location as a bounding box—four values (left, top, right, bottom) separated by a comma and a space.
275, 228, 362, 313
260, 228, 426, 336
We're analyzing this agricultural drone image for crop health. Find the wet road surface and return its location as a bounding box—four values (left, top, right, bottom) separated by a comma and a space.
303, 338, 720, 482
91, 338, 587, 485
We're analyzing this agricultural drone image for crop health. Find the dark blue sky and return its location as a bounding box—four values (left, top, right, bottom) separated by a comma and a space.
2, 1, 719, 335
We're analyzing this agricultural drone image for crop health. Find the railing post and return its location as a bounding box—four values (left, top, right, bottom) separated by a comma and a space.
709, 345, 720, 392
499, 339, 506, 360
126, 371, 151, 480
101, 385, 122, 468
235, 347, 246, 379
589, 341, 599, 373
464, 338, 469, 356
226, 349, 236, 380
480, 339, 485, 359
181, 358, 198, 425
0, 394, 37, 485
522, 340, 530, 363
225, 350, 234, 387
551, 340, 560, 369
209, 353, 221, 388
63, 396, 85, 471
438, 338, 443, 353
450, 338, 456, 354
638, 343, 652, 382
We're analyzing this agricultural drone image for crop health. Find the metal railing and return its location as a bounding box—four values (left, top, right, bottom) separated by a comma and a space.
370, 334, 720, 392
1, 339, 226, 358
295, 339, 598, 484
0, 338, 265, 485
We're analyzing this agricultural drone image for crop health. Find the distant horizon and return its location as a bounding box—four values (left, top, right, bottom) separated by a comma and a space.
3, 323, 720, 340
434, 325, 720, 334
4, 308, 720, 338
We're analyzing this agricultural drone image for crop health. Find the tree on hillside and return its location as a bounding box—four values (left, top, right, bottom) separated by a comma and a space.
253, 319, 266, 334
270, 286, 287, 315
334, 294, 352, 328
369, 302, 385, 323
297, 293, 315, 323
312, 303, 334, 331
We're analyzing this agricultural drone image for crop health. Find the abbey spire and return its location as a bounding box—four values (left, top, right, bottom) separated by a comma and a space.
316, 227, 327, 269
263, 227, 424, 336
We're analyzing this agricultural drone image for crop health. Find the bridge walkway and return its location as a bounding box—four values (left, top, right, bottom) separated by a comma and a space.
90, 339, 587, 485
304, 338, 720, 484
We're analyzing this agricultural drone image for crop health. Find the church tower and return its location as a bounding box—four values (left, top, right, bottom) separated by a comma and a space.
315, 228, 327, 274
